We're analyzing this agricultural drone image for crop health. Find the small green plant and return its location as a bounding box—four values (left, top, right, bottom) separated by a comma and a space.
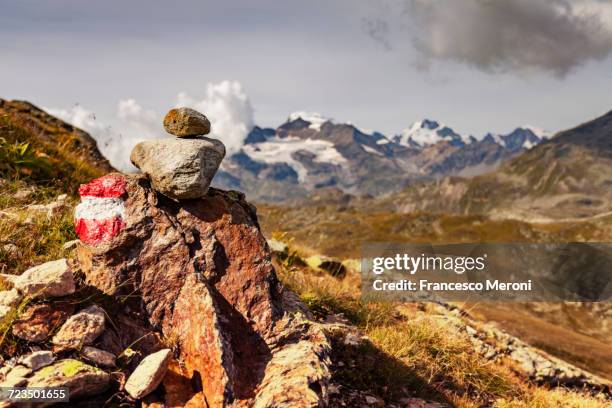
0, 137, 52, 181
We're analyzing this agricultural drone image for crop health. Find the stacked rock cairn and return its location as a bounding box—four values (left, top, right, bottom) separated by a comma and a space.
130, 107, 225, 200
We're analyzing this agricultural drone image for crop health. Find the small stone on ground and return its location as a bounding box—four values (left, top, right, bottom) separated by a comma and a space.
18, 351, 55, 370
81, 346, 116, 367
125, 349, 172, 399
12, 258, 75, 298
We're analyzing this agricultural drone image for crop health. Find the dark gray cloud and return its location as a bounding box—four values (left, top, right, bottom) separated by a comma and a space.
362, 17, 392, 50
402, 0, 612, 76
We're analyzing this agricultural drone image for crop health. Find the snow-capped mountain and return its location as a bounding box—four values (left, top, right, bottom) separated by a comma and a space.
213, 113, 550, 202
286, 111, 330, 131
484, 126, 550, 151
394, 119, 468, 148
242, 136, 347, 182
394, 119, 549, 150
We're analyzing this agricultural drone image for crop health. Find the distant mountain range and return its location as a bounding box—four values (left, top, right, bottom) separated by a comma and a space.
213, 112, 550, 202
3, 97, 609, 220
379, 109, 612, 220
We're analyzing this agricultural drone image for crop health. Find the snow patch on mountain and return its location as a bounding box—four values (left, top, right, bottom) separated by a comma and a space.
523, 125, 551, 140
486, 126, 551, 150
242, 136, 346, 181
287, 111, 330, 131
362, 144, 384, 156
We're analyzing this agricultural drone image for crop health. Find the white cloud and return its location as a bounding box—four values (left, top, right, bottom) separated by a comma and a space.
47, 105, 112, 141
48, 100, 163, 171
176, 80, 254, 156
46, 80, 254, 171
117, 98, 160, 137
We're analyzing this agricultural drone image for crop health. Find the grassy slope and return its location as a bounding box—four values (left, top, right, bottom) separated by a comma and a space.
258, 204, 612, 260
274, 250, 610, 407
0, 102, 111, 359
257, 203, 612, 380
0, 101, 109, 274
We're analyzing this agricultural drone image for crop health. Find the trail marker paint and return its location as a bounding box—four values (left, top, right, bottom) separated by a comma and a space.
74, 174, 127, 245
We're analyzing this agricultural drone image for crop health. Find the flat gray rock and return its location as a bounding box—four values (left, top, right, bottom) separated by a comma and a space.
27, 359, 110, 400
125, 349, 171, 399
11, 258, 75, 299
19, 350, 55, 370
130, 137, 225, 200
163, 107, 211, 137
0, 365, 31, 388
81, 346, 116, 367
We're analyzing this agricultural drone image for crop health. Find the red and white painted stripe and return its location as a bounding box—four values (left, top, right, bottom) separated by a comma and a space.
74, 174, 127, 246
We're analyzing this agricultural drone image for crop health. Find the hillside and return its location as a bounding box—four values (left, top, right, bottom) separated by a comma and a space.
382, 110, 612, 220
0, 99, 113, 191
258, 202, 612, 379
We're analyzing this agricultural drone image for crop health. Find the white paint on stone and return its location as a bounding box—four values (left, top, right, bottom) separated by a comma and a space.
75, 197, 125, 220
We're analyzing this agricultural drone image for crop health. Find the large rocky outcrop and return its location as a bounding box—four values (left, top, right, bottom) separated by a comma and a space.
74, 173, 331, 407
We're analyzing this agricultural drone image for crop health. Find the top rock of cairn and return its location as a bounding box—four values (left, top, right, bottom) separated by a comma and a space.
163, 107, 211, 137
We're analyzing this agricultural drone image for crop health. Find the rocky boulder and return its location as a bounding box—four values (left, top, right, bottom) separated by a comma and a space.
27, 359, 110, 400
305, 255, 347, 279
125, 349, 171, 399
0, 365, 31, 387
76, 173, 331, 407
12, 302, 74, 342
52, 305, 106, 350
18, 351, 55, 371
80, 346, 116, 368
130, 138, 225, 200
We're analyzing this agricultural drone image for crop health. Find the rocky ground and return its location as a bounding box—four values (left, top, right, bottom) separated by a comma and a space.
0, 174, 335, 407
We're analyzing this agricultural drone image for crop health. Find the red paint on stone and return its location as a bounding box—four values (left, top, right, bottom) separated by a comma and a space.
79, 174, 127, 198
75, 216, 125, 246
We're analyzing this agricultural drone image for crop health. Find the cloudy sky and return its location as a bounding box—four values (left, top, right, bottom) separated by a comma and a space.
1, 0, 612, 169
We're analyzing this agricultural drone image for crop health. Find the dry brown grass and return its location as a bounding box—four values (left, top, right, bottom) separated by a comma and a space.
494, 387, 610, 408
0, 111, 106, 193
260, 203, 612, 386
0, 189, 77, 274
273, 249, 610, 407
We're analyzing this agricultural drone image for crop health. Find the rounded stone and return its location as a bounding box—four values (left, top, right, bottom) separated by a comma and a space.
163, 107, 211, 137
130, 137, 226, 200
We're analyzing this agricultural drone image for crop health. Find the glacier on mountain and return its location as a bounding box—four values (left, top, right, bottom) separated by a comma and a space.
242, 136, 346, 182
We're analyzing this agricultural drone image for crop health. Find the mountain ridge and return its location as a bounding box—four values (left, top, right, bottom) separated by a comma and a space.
214, 112, 549, 202
380, 108, 612, 220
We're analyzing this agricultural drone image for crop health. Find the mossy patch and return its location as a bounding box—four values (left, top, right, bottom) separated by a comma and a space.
33, 359, 102, 379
